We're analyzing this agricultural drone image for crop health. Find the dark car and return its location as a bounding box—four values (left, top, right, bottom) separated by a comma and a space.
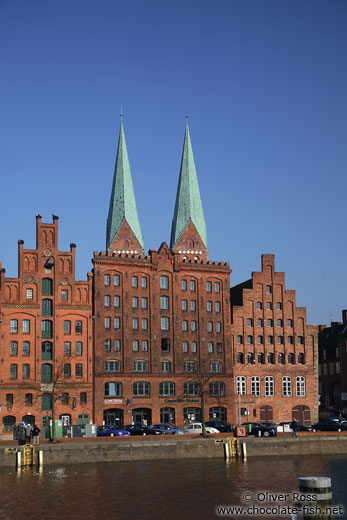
312, 420, 347, 432
97, 425, 131, 437
147, 423, 172, 435
122, 424, 153, 436
241, 422, 277, 437
205, 421, 233, 433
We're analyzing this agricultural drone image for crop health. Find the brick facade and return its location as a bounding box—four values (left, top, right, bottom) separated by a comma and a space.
318, 310, 347, 413
0, 216, 93, 434
230, 254, 319, 425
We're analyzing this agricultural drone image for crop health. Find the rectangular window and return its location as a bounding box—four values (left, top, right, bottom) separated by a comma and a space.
22, 364, 30, 379
142, 340, 148, 352
206, 281, 212, 293
190, 300, 196, 311
133, 340, 139, 351
75, 364, 83, 377
266, 302, 272, 310
181, 280, 187, 291
182, 341, 188, 353
209, 382, 225, 396
10, 320, 18, 333
161, 338, 170, 352
22, 341, 30, 355
282, 376, 292, 397
104, 274, 110, 286
207, 321, 213, 332
114, 339, 121, 351
114, 296, 120, 308
216, 322, 221, 333
105, 339, 111, 352
265, 285, 271, 293
184, 361, 197, 373
190, 280, 196, 291
141, 297, 147, 309
216, 342, 222, 353
42, 278, 53, 296
132, 318, 138, 329
214, 282, 220, 293
75, 321, 82, 334
237, 335, 243, 344
251, 376, 260, 396
160, 276, 169, 289
159, 382, 175, 396
160, 296, 169, 310
62, 393, 69, 404
61, 289, 68, 301
182, 320, 188, 331
287, 319, 293, 327
265, 376, 274, 397
296, 376, 305, 397
132, 297, 138, 308
75, 342, 82, 355
161, 317, 169, 330
134, 361, 148, 372
142, 318, 148, 330
132, 276, 138, 288
104, 317, 111, 329
80, 392, 87, 403
208, 342, 213, 353
191, 320, 197, 331
256, 302, 262, 310
105, 382, 122, 397
191, 341, 197, 352
6, 394, 13, 405
182, 299, 188, 311
25, 393, 33, 404
26, 288, 33, 300
277, 319, 283, 327
10, 364, 17, 379
207, 301, 212, 312
141, 277, 147, 288
184, 382, 199, 396
236, 376, 246, 395
64, 342, 71, 356
133, 382, 150, 396
162, 361, 171, 373
114, 275, 120, 286
104, 295, 110, 307
105, 361, 120, 372
64, 320, 71, 334
277, 335, 283, 344
215, 302, 221, 313
10, 341, 18, 355
114, 317, 120, 329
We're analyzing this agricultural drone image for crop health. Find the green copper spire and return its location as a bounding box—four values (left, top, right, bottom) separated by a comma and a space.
106, 122, 144, 250
170, 123, 208, 250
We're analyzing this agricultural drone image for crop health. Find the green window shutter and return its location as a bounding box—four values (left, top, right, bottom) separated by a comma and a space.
41, 342, 53, 360
42, 278, 53, 296
41, 394, 52, 410
42, 299, 53, 317
42, 320, 52, 339
41, 363, 52, 383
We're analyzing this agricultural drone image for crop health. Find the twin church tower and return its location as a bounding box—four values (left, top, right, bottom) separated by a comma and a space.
106, 120, 208, 261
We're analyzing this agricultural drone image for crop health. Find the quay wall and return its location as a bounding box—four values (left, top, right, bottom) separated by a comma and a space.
1, 436, 347, 468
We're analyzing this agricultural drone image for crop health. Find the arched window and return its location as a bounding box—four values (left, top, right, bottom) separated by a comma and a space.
41, 363, 52, 382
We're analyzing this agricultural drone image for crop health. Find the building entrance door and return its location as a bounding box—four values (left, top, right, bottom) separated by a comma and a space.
42, 415, 52, 438
132, 408, 151, 425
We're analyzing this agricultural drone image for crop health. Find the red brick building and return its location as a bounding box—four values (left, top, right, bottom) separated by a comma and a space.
318, 310, 347, 413
0, 216, 93, 435
230, 254, 319, 425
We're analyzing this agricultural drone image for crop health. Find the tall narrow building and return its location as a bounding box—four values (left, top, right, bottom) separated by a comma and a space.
106, 121, 144, 254
170, 123, 208, 261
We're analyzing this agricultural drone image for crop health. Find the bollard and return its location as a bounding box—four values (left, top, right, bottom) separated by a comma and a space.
39, 450, 43, 467
17, 450, 22, 469
299, 477, 333, 520
224, 441, 230, 460
241, 442, 247, 459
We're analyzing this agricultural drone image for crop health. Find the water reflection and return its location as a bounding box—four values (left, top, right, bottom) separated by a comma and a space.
0, 455, 346, 520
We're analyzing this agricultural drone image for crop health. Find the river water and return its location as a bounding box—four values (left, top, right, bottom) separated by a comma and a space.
0, 455, 346, 520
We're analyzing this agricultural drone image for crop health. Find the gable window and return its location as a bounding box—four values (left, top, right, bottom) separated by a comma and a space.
160, 276, 169, 289
61, 289, 68, 301
191, 300, 196, 311
298, 353, 305, 364
268, 352, 274, 364
132, 318, 138, 330
237, 352, 244, 364
276, 302, 282, 310
132, 340, 139, 352
26, 288, 34, 300
207, 321, 213, 333
287, 335, 294, 345
257, 335, 263, 345
191, 320, 197, 332
288, 352, 295, 364
207, 301, 212, 312
267, 319, 273, 327
113, 296, 120, 308
246, 318, 253, 327
191, 341, 197, 352
278, 353, 285, 364
257, 318, 263, 327
287, 319, 293, 327
258, 352, 265, 364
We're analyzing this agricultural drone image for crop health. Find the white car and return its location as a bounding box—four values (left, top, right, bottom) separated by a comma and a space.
185, 422, 220, 434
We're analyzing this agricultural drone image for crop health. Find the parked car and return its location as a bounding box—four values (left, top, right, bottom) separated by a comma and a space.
241, 422, 277, 437
147, 423, 173, 435
185, 423, 220, 434
312, 421, 347, 432
122, 424, 153, 436
278, 421, 313, 432
205, 421, 233, 433
260, 422, 278, 432
97, 425, 131, 437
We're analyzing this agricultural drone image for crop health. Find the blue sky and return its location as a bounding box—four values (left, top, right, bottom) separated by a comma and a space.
0, 0, 346, 325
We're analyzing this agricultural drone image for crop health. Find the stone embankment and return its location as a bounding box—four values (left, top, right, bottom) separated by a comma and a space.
1, 432, 347, 468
